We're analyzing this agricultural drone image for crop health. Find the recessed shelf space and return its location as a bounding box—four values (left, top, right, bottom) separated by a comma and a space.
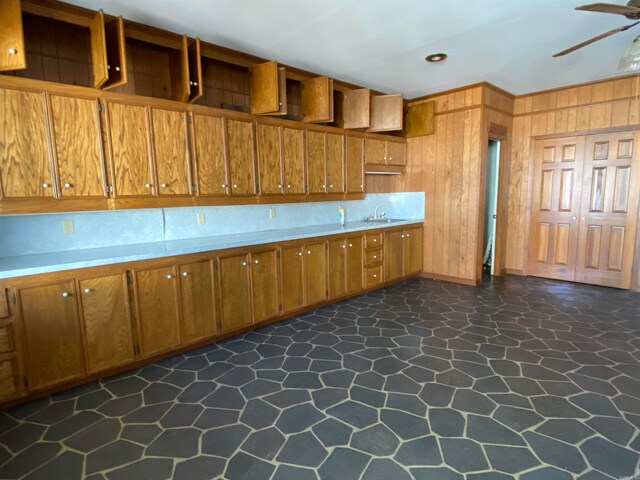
195, 56, 250, 112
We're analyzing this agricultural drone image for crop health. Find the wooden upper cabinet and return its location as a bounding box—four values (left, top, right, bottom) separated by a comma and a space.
135, 266, 182, 356
282, 126, 305, 195
326, 133, 345, 193
343, 88, 370, 129
304, 242, 327, 305
19, 281, 85, 390
187, 37, 203, 103
179, 260, 216, 344
386, 141, 406, 166
404, 227, 423, 275
368, 94, 404, 132
346, 236, 364, 293
301, 76, 334, 123
346, 135, 364, 193
171, 35, 191, 103
49, 94, 107, 198
404, 101, 435, 137
281, 245, 304, 313
150, 107, 191, 195
218, 254, 252, 333
78, 274, 134, 374
250, 60, 287, 115
307, 130, 326, 194
106, 101, 154, 197
90, 11, 127, 90
256, 123, 283, 195
0, 87, 53, 199
0, 0, 26, 71
365, 138, 386, 165
251, 250, 280, 323
226, 119, 256, 195
191, 112, 229, 196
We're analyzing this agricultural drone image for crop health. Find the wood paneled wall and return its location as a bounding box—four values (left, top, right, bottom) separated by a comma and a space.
506, 76, 640, 277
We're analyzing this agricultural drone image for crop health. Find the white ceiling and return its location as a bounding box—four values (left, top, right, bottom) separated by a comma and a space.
68, 0, 639, 98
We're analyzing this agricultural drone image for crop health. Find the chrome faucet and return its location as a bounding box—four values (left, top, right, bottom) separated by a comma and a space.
374, 203, 388, 220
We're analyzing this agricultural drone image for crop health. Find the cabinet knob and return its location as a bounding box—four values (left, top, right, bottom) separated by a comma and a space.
401, 234, 405, 238
193, 81, 198, 87
287, 184, 292, 188
83, 288, 91, 294
166, 274, 173, 279
342, 244, 346, 249
360, 184, 363, 188
406, 234, 410, 237
242, 261, 247, 266
322, 184, 326, 189
307, 250, 312, 255
233, 184, 238, 188
254, 259, 259, 264
115, 66, 121, 72
107, 64, 111, 70
221, 184, 227, 188
373, 239, 377, 242
389, 157, 393, 161
330, 184, 334, 188
63, 182, 72, 188
572, 216, 577, 220
61, 291, 70, 298
182, 271, 188, 277
373, 274, 377, 278
8, 48, 17, 55
349, 243, 353, 247
42, 183, 51, 188
278, 184, 282, 189
189, 81, 194, 86
161, 183, 167, 188
145, 183, 153, 188
298, 251, 303, 256
374, 255, 377, 259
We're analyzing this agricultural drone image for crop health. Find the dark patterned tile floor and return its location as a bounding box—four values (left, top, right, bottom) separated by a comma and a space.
0, 276, 639, 479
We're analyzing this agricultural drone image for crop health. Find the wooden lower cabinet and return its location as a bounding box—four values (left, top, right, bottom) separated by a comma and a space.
328, 239, 347, 299
281, 245, 304, 313
179, 261, 216, 344
384, 230, 405, 282
218, 254, 252, 333
305, 242, 327, 305
79, 274, 134, 374
251, 250, 281, 323
404, 227, 424, 275
134, 266, 182, 356
346, 236, 364, 293
19, 282, 85, 390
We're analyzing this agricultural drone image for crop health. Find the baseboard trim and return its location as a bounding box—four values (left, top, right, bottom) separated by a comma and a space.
505, 268, 525, 276
419, 272, 479, 286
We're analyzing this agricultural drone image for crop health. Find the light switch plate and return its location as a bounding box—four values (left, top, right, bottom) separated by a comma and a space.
197, 212, 206, 225
63, 219, 75, 235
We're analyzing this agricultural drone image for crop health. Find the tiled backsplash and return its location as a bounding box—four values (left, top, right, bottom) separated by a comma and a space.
0, 192, 424, 257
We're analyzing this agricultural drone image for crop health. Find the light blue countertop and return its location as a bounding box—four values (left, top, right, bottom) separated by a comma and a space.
0, 219, 423, 279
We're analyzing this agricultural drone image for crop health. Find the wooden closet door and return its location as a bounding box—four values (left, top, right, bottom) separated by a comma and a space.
528, 137, 585, 281
575, 132, 640, 288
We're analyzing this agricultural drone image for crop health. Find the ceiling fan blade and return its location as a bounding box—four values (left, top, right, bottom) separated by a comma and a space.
576, 2, 640, 15
552, 22, 640, 57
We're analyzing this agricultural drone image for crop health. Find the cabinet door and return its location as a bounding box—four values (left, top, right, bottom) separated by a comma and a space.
301, 76, 334, 123
179, 261, 216, 344
281, 245, 304, 313
218, 254, 252, 332
192, 113, 229, 196
386, 141, 406, 166
106, 101, 154, 197
102, 17, 127, 90
282, 127, 305, 195
79, 274, 134, 374
384, 230, 405, 282
346, 136, 364, 193
250, 60, 280, 115
135, 267, 181, 356
227, 119, 256, 195
0, 88, 53, 199
404, 227, 423, 275
304, 242, 327, 305
326, 133, 345, 193
151, 108, 190, 195
346, 236, 364, 293
20, 282, 85, 390
328, 239, 347, 299
0, 0, 26, 71
365, 138, 386, 165
368, 94, 403, 132
89, 10, 108, 89
343, 88, 370, 129
256, 123, 283, 195
307, 130, 326, 194
49, 95, 107, 198
251, 250, 280, 323
187, 37, 203, 103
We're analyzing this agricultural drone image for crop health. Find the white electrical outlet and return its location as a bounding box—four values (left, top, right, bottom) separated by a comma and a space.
269, 208, 276, 220
63, 219, 75, 235
197, 212, 206, 225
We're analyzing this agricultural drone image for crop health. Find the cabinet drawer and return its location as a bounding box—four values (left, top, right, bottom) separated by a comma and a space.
0, 325, 13, 354
365, 266, 383, 288
0, 358, 17, 401
365, 249, 382, 267
365, 234, 383, 248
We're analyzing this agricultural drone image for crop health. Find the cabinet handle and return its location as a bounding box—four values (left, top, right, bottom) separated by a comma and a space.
83, 288, 91, 294
63, 182, 72, 188
254, 259, 259, 264
8, 48, 17, 55
242, 261, 247, 266
182, 271, 188, 277
145, 183, 153, 188
166, 274, 173, 279
61, 291, 70, 298
42, 183, 51, 188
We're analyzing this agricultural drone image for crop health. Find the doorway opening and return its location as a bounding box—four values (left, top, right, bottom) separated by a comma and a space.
483, 139, 501, 275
